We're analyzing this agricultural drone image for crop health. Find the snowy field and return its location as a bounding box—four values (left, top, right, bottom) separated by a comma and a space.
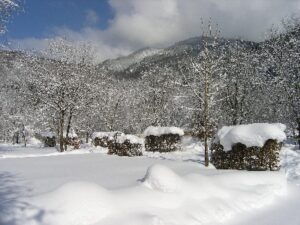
0, 139, 299, 225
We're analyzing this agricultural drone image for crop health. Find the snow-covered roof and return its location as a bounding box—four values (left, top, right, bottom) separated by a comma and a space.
92, 131, 123, 140
143, 126, 184, 137
115, 134, 144, 145
216, 123, 287, 151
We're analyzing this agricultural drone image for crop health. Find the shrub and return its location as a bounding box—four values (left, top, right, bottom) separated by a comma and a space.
108, 133, 143, 157
143, 126, 184, 152
211, 139, 282, 171
92, 132, 123, 147
145, 134, 182, 152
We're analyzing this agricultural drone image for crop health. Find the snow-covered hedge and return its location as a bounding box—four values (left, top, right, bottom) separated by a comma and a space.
92, 132, 121, 140
143, 126, 184, 137
108, 133, 143, 157
92, 131, 124, 147
144, 126, 183, 152
216, 123, 286, 151
38, 131, 56, 147
115, 134, 144, 145
211, 123, 286, 171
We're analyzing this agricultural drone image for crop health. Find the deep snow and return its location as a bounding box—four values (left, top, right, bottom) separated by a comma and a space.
0, 139, 299, 225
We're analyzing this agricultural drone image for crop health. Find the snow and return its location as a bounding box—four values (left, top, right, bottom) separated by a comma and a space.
63, 129, 78, 138
115, 134, 144, 145
143, 126, 184, 137
40, 131, 56, 138
142, 164, 183, 193
103, 48, 163, 71
91, 131, 122, 140
26, 137, 43, 146
27, 182, 113, 225
91, 132, 143, 144
0, 142, 299, 225
280, 145, 300, 185
217, 123, 287, 151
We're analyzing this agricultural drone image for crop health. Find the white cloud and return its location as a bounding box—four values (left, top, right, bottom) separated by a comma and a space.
11, 0, 300, 62
85, 10, 99, 26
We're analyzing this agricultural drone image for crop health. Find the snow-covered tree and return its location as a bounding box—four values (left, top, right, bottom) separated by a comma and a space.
262, 17, 300, 143
221, 40, 262, 125
182, 21, 226, 167
140, 65, 175, 127
18, 38, 97, 151
0, 0, 20, 34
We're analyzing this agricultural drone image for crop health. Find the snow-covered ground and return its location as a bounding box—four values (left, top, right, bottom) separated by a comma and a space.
0, 138, 299, 225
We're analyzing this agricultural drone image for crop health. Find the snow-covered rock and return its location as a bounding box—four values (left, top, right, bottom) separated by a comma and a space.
143, 126, 184, 137
216, 123, 287, 151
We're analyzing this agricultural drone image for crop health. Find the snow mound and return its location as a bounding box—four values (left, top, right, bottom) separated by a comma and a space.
29, 182, 112, 225
217, 123, 286, 151
142, 164, 183, 193
143, 126, 184, 137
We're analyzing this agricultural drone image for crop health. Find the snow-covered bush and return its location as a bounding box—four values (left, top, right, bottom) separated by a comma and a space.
12, 125, 33, 146
39, 131, 56, 147
63, 129, 80, 149
144, 126, 184, 152
108, 133, 143, 157
92, 131, 123, 147
211, 123, 286, 170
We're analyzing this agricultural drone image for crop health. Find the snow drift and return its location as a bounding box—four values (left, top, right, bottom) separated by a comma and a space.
8, 164, 286, 225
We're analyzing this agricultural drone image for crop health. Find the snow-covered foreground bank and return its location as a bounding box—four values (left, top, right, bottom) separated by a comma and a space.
0, 142, 299, 225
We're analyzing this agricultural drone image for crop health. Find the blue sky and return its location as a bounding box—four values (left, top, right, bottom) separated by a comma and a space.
5, 0, 113, 39
2, 0, 299, 62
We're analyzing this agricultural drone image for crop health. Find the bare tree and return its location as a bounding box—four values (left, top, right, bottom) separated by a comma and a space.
182, 21, 226, 166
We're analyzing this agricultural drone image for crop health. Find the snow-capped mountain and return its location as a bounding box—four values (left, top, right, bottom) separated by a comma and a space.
98, 36, 257, 79
101, 47, 164, 71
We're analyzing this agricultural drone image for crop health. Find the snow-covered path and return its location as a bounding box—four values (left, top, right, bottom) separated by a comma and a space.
0, 143, 299, 225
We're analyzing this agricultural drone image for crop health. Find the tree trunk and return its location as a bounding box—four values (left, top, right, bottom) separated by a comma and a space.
204, 73, 209, 167
21, 124, 27, 147
59, 110, 65, 152
233, 82, 239, 125
86, 131, 89, 143
64, 109, 73, 151
297, 117, 300, 147
15, 133, 19, 144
